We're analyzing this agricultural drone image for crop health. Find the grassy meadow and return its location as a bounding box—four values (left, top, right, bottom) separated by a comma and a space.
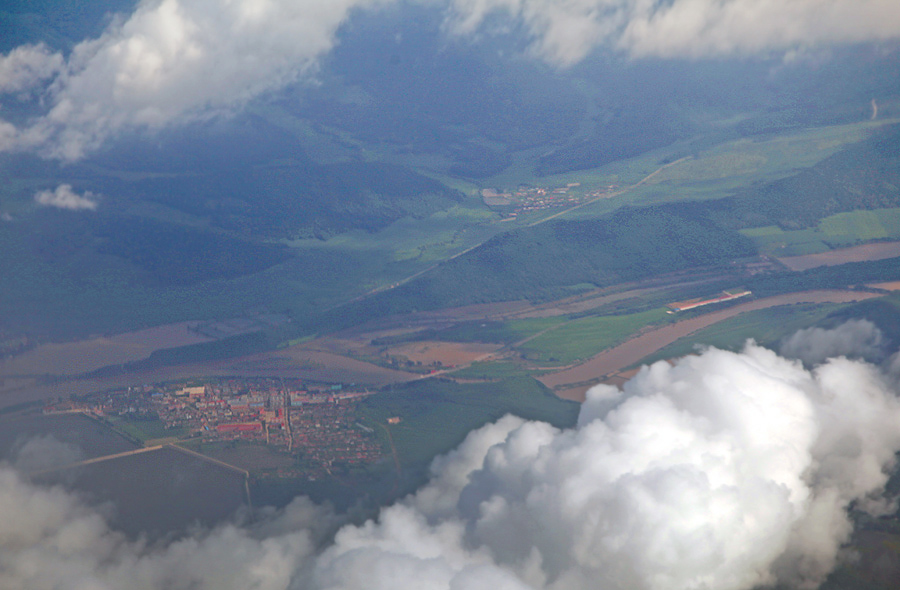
361, 377, 578, 468
635, 303, 845, 366
516, 307, 672, 365
742, 207, 900, 256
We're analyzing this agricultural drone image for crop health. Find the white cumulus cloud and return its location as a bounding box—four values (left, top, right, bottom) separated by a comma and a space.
780, 318, 885, 366
0, 0, 389, 161
448, 0, 900, 64
0, 0, 898, 159
2, 339, 900, 589
34, 184, 99, 211
0, 43, 64, 94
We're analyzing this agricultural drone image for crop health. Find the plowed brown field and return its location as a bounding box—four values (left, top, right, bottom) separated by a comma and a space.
778, 242, 900, 271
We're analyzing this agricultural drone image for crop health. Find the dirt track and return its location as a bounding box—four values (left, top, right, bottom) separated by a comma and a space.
868, 281, 900, 291
777, 241, 900, 271
540, 290, 882, 402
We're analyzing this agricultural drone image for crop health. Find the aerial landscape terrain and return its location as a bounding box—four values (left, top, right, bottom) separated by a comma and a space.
2, 1, 900, 589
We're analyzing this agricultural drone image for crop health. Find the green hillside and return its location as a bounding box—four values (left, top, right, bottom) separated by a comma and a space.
317, 204, 755, 330
713, 123, 900, 230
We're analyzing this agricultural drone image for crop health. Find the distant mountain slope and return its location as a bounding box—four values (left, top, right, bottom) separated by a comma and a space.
66, 116, 466, 239
129, 160, 463, 238
315, 125, 900, 330
94, 218, 294, 286
711, 123, 900, 230
321, 205, 756, 328
5, 210, 293, 288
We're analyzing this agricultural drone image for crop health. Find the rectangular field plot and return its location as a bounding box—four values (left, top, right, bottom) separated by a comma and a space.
516, 308, 671, 365
741, 208, 900, 257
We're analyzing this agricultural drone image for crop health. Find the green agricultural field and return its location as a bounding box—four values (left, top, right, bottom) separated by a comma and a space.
686, 122, 882, 179
362, 377, 578, 468
289, 195, 501, 267
636, 303, 845, 366
448, 361, 545, 380
742, 208, 900, 255
439, 317, 566, 344
371, 317, 566, 347
739, 226, 831, 256
564, 119, 895, 219
105, 415, 187, 445
516, 307, 672, 365
819, 208, 900, 245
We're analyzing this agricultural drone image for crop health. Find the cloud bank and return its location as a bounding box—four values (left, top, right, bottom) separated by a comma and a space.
0, 44, 64, 95
781, 318, 886, 366
449, 0, 900, 65
0, 0, 898, 160
0, 0, 388, 160
11, 435, 85, 474
4, 340, 900, 589
33, 184, 99, 211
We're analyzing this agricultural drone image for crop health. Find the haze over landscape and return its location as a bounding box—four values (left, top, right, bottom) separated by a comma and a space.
2, 1, 900, 589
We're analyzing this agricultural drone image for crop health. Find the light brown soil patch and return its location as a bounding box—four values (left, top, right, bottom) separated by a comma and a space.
394, 300, 537, 324
0, 322, 212, 377
539, 290, 881, 401
221, 348, 418, 385
867, 281, 900, 291
554, 385, 594, 402
386, 341, 501, 366
306, 336, 377, 357
777, 241, 900, 271
514, 288, 656, 319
